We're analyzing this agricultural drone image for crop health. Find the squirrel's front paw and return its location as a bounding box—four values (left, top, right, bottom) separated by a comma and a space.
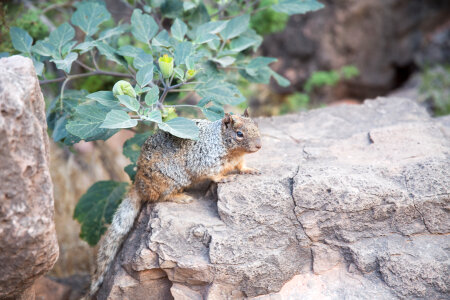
217, 175, 238, 183
171, 193, 194, 204
239, 167, 261, 175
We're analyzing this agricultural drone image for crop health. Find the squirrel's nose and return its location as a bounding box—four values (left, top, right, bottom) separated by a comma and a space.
256, 144, 261, 149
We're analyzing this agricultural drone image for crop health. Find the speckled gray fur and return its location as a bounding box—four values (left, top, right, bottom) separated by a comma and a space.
141, 119, 227, 187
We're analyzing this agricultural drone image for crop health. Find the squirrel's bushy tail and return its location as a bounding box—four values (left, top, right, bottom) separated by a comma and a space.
89, 190, 142, 297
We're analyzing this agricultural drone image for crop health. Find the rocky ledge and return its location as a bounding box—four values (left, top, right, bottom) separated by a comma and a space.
99, 97, 449, 299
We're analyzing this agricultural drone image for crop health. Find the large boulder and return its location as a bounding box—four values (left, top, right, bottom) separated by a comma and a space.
262, 0, 450, 98
0, 56, 59, 298
98, 97, 449, 299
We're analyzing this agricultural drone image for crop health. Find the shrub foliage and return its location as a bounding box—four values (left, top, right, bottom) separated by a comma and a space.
9, 0, 324, 245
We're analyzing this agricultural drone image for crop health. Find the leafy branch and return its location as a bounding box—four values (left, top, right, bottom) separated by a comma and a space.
8, 0, 325, 245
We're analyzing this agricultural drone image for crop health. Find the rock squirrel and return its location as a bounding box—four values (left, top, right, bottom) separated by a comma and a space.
89, 110, 261, 297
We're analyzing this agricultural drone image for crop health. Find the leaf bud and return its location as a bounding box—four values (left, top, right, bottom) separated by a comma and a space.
113, 80, 137, 98
186, 69, 196, 80
158, 54, 174, 79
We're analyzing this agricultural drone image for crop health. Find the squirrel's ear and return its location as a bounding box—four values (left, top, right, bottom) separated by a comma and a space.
222, 113, 232, 128
243, 108, 249, 118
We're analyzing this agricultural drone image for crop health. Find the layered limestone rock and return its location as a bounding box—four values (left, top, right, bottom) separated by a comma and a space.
0, 56, 59, 298
98, 97, 450, 299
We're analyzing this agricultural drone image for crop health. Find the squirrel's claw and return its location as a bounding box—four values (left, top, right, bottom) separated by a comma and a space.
217, 175, 238, 183
171, 193, 194, 204
239, 167, 261, 175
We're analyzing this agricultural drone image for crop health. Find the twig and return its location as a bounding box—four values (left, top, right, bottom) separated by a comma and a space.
159, 85, 170, 104
74, 60, 95, 72
168, 88, 195, 93
211, 0, 234, 19
39, 70, 133, 85
91, 50, 100, 70
23, 0, 56, 31
178, 91, 195, 104
42, 2, 72, 14
218, 35, 227, 53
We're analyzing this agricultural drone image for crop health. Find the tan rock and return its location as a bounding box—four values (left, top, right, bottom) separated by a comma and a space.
0, 56, 59, 298
98, 98, 449, 299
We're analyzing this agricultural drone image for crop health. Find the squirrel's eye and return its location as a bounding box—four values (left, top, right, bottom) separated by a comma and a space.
236, 131, 244, 138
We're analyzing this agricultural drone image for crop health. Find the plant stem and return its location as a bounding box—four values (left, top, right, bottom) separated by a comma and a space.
91, 50, 100, 70
165, 104, 201, 109
168, 88, 195, 92
74, 60, 95, 72
39, 70, 133, 85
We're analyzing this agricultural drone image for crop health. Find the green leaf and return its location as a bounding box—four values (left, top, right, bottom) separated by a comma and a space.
196, 81, 245, 105
95, 41, 128, 67
136, 64, 154, 87
49, 23, 75, 58
171, 18, 187, 41
73, 40, 96, 53
197, 97, 212, 107
183, 1, 196, 11
98, 25, 128, 41
271, 70, 290, 87
124, 164, 137, 181
211, 56, 235, 67
123, 132, 151, 181
118, 95, 140, 112
174, 41, 193, 66
66, 102, 118, 140
51, 52, 78, 73
201, 105, 224, 121
117, 45, 142, 58
145, 86, 159, 105
161, 0, 184, 18
32, 40, 56, 57
272, 0, 324, 15
73, 181, 128, 246
135, 85, 152, 95
32, 57, 44, 76
221, 15, 250, 40
101, 110, 138, 129
185, 56, 195, 70
52, 114, 69, 142
145, 110, 162, 123
133, 50, 153, 69
230, 34, 260, 52
131, 9, 158, 43
152, 30, 171, 47
87, 91, 121, 108
158, 117, 199, 139
195, 33, 220, 44
123, 132, 151, 163
173, 66, 184, 80
247, 57, 277, 70
188, 3, 210, 27
239, 56, 278, 84
10, 27, 32, 53
61, 41, 77, 56
197, 21, 228, 35
71, 1, 111, 36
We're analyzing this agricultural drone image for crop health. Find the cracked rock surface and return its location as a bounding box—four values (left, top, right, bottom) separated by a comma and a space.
99, 97, 449, 299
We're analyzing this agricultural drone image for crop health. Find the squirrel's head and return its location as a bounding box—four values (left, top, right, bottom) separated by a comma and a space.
221, 108, 262, 153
